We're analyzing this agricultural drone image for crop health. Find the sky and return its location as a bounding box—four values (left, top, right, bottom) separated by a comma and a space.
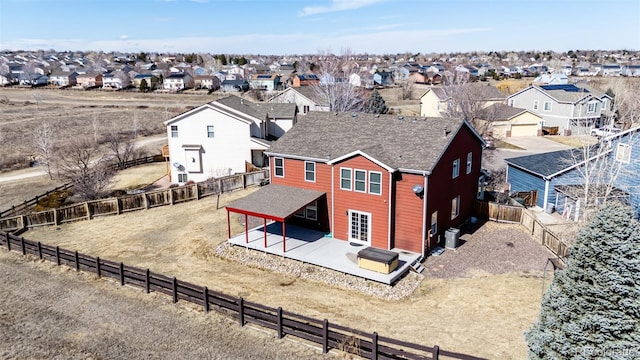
0, 0, 639, 55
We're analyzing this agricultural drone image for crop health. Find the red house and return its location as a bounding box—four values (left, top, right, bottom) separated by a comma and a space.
226, 112, 485, 255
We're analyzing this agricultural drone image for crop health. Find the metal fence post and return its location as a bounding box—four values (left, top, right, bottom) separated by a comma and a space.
277, 307, 283, 339
239, 297, 245, 326
145, 269, 151, 293
322, 319, 329, 354
372, 332, 378, 360
119, 262, 124, 285
203, 286, 209, 313
172, 277, 178, 303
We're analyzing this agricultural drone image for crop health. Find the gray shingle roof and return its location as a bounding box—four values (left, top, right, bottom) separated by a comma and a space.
478, 103, 536, 121
267, 112, 472, 172
504, 149, 587, 178
215, 95, 296, 119
226, 184, 325, 221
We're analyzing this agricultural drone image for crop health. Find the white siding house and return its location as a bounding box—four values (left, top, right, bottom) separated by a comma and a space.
164, 96, 297, 184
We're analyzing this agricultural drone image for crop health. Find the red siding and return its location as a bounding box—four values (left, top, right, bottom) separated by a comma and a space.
393, 173, 425, 253
426, 125, 483, 248
332, 156, 391, 250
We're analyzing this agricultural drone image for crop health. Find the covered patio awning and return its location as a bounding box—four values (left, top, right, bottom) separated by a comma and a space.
225, 184, 325, 252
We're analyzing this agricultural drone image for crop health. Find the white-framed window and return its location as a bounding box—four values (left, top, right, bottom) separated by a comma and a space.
451, 195, 460, 219
533, 100, 539, 110
430, 211, 438, 236
452, 159, 460, 179
466, 152, 472, 174
171, 125, 178, 138
340, 168, 352, 190
369, 171, 382, 195
508, 99, 514, 107
303, 105, 310, 114
178, 173, 188, 183
294, 201, 317, 221
616, 143, 631, 163
354, 169, 367, 193
348, 210, 371, 244
207, 125, 215, 138
304, 161, 315, 182
602, 100, 608, 111
543, 101, 552, 111
274, 157, 284, 177
587, 102, 598, 113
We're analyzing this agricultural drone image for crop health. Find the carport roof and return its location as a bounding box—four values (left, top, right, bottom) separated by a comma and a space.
226, 184, 325, 222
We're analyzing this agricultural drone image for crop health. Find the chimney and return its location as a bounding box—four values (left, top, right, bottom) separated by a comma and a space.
444, 126, 451, 136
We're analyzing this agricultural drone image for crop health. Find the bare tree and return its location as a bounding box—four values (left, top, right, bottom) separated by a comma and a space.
55, 138, 114, 200
33, 121, 56, 179
441, 75, 502, 134
91, 111, 100, 144
104, 126, 138, 167
398, 79, 415, 100
310, 49, 366, 112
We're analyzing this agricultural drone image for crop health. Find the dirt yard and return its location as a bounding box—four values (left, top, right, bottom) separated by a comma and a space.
0, 250, 327, 359
23, 187, 554, 359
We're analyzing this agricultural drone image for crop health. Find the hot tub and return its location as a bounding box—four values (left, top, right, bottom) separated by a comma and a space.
357, 247, 399, 274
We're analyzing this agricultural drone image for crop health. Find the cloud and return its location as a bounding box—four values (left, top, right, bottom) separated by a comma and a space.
299, 0, 384, 16
120, 35, 129, 40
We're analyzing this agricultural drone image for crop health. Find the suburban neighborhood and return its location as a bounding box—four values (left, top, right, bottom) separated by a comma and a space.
1, 0, 639, 358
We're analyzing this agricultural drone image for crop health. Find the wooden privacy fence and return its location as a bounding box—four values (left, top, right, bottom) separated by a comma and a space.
0, 155, 163, 219
472, 200, 523, 223
0, 183, 74, 218
0, 170, 269, 232
520, 210, 569, 259
0, 231, 485, 360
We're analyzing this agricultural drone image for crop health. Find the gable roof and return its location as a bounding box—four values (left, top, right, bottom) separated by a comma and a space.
478, 103, 542, 121
268, 86, 329, 106
505, 148, 598, 178
267, 112, 482, 173
216, 95, 296, 119
509, 84, 593, 104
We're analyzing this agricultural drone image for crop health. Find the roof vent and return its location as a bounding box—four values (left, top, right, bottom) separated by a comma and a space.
375, 114, 380, 118
398, 115, 404, 120
444, 126, 451, 136
351, 113, 358, 117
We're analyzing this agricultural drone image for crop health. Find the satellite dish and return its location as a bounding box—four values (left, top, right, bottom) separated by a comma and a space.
412, 184, 424, 195
172, 162, 181, 168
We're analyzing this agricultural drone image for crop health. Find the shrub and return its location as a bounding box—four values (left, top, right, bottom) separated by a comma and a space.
34, 189, 72, 211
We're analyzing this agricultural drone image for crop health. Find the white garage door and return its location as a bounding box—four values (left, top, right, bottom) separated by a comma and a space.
510, 124, 538, 137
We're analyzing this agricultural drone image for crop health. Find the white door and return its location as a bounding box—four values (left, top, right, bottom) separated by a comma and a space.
349, 210, 371, 244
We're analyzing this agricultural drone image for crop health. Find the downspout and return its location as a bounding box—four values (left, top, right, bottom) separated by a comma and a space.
421, 171, 430, 257
331, 164, 335, 238
387, 171, 393, 250
543, 177, 550, 209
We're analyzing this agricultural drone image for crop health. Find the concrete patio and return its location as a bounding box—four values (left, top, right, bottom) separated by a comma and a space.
228, 222, 421, 285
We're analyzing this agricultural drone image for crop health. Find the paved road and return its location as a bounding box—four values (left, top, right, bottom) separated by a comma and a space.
0, 135, 167, 184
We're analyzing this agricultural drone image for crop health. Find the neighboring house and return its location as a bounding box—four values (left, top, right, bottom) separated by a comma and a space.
102, 70, 131, 89
507, 84, 610, 135
267, 86, 330, 115
420, 87, 450, 117
228, 112, 486, 255
292, 73, 319, 87
18, 73, 48, 86
163, 72, 193, 91
505, 127, 640, 219
601, 64, 621, 77
0, 73, 9, 86
48, 71, 78, 87
163, 96, 297, 183
132, 73, 159, 89
419, 84, 505, 118
193, 75, 221, 90
76, 73, 103, 88
621, 65, 640, 77
220, 79, 249, 92
533, 73, 569, 85
373, 70, 394, 86
249, 74, 281, 91
477, 103, 543, 137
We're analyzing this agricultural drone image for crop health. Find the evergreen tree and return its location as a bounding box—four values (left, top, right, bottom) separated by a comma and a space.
139, 79, 149, 92
526, 203, 640, 360
364, 89, 388, 114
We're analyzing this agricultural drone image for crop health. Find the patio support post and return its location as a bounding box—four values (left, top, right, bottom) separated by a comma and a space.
263, 218, 267, 248
282, 221, 286, 253
227, 210, 231, 239
245, 214, 249, 244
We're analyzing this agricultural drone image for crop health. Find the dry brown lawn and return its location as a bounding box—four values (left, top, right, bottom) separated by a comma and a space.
25, 187, 546, 359
544, 135, 597, 148
0, 174, 63, 210
109, 162, 168, 191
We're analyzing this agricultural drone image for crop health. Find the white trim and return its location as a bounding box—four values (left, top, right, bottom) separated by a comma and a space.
543, 180, 550, 209
263, 152, 329, 163
348, 210, 372, 245
331, 165, 335, 237
354, 169, 367, 193
274, 157, 285, 178
327, 150, 395, 172
339, 167, 352, 191
304, 161, 316, 182
466, 152, 472, 175
451, 195, 460, 219
452, 158, 460, 179
422, 174, 428, 256
543, 101, 552, 112
368, 171, 383, 195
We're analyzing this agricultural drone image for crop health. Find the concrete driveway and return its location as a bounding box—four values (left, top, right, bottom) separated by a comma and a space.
500, 136, 571, 153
